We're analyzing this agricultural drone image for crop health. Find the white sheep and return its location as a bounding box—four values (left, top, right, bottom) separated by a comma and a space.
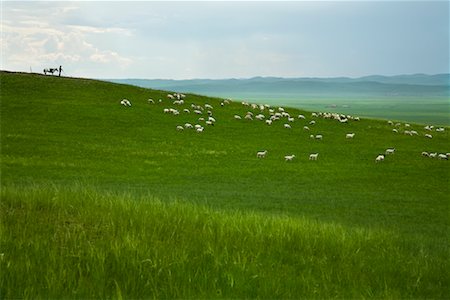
309, 153, 319, 160
298, 114, 305, 119
303, 126, 310, 131
183, 109, 190, 114
196, 127, 204, 133
438, 154, 448, 160
234, 115, 242, 120
425, 134, 433, 139
205, 121, 214, 126
266, 120, 272, 125
284, 124, 291, 129
315, 134, 323, 140
309, 120, 316, 125
184, 123, 193, 129
148, 99, 154, 104
208, 116, 216, 123
375, 154, 385, 162
429, 152, 437, 158
421, 151, 429, 157
385, 148, 395, 155
346, 133, 355, 139
310, 134, 314, 139
392, 129, 398, 133
176, 125, 184, 131
257, 150, 268, 158
285, 154, 296, 161
120, 99, 131, 106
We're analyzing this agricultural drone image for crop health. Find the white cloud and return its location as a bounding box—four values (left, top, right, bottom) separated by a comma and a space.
2, 2, 133, 74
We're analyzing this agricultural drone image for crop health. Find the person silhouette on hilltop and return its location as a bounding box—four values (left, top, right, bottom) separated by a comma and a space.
58, 65, 63, 77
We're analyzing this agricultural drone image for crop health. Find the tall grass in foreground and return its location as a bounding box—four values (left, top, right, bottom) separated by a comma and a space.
1, 185, 448, 298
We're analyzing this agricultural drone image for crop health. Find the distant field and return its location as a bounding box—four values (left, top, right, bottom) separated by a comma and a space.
1, 71, 449, 298
109, 76, 450, 126
190, 92, 450, 126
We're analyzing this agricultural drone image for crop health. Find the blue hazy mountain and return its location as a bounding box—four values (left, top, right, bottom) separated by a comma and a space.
106, 74, 449, 100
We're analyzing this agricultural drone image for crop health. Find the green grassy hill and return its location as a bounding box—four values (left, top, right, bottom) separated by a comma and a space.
1, 71, 449, 298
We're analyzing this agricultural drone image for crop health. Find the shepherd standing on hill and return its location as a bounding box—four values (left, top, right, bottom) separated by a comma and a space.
58, 65, 63, 77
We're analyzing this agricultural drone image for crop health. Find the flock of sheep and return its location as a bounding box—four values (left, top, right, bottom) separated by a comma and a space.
120, 93, 448, 162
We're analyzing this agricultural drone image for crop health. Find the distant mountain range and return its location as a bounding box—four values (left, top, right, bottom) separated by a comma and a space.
105, 74, 449, 100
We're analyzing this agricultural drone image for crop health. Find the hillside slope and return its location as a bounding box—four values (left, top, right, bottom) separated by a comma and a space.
1, 71, 448, 237
1, 71, 449, 298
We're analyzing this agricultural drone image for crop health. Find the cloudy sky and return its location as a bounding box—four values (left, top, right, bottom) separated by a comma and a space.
2, 1, 449, 79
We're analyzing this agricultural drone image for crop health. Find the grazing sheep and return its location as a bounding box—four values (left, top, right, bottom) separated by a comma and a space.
375, 154, 385, 162
245, 114, 253, 120
194, 110, 202, 115
429, 152, 437, 158
184, 123, 193, 129
385, 148, 395, 155
404, 130, 413, 136
303, 126, 310, 131
298, 114, 305, 119
176, 125, 184, 131
436, 127, 445, 132
196, 127, 204, 133
438, 154, 448, 160
309, 120, 316, 125
392, 129, 398, 133
257, 150, 268, 158
148, 99, 154, 104
388, 120, 393, 125
288, 117, 295, 122
425, 134, 433, 139
315, 134, 323, 140
309, 153, 319, 160
285, 154, 296, 161
205, 121, 214, 126
284, 124, 291, 129
421, 151, 429, 157
310, 134, 314, 139
194, 124, 202, 129
234, 115, 242, 120
346, 133, 355, 139
183, 109, 190, 113
410, 130, 418, 135
120, 99, 131, 106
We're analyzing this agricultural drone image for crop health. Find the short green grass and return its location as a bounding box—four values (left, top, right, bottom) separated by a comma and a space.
1, 71, 449, 298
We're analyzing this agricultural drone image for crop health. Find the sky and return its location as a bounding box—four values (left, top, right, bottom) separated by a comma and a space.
2, 1, 449, 79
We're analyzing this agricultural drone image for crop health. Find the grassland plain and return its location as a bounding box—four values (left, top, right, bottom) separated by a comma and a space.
1, 71, 449, 298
